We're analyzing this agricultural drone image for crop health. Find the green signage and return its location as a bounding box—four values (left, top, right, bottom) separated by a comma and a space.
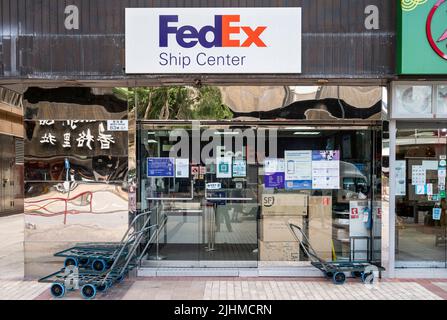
399, 0, 447, 74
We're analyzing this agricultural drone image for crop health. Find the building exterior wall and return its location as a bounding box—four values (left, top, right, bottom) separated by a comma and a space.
0, 0, 395, 84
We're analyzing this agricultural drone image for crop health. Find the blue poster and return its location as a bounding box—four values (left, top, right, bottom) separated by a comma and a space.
147, 158, 175, 177
433, 208, 442, 221
285, 180, 312, 190
264, 172, 285, 189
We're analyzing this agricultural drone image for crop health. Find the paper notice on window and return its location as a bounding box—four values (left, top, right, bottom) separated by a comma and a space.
216, 157, 232, 178
412, 165, 426, 185
311, 150, 340, 189
415, 185, 426, 195
284, 151, 312, 181
232, 159, 247, 177
264, 158, 285, 189
175, 158, 189, 178
422, 161, 438, 171
395, 160, 406, 196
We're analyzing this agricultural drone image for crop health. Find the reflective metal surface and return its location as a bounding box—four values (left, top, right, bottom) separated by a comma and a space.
24, 87, 128, 120
135, 86, 383, 121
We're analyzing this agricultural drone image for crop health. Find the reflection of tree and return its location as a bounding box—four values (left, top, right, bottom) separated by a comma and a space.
113, 86, 233, 120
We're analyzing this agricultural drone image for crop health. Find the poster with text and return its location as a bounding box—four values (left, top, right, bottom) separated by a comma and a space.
264, 158, 285, 189
175, 158, 189, 178
232, 159, 247, 177
412, 165, 426, 185
395, 160, 406, 196
311, 150, 340, 189
147, 158, 175, 177
285, 151, 312, 189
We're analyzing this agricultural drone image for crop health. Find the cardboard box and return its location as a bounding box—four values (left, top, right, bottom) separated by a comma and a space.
261, 193, 308, 216
308, 196, 333, 260
260, 216, 303, 242
259, 240, 300, 261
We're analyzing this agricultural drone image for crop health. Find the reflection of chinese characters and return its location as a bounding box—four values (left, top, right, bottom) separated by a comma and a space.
40, 133, 56, 145
63, 120, 96, 130
76, 129, 95, 150
97, 123, 115, 150
39, 121, 116, 150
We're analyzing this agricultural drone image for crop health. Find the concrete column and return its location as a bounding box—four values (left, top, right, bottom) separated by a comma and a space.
382, 119, 396, 278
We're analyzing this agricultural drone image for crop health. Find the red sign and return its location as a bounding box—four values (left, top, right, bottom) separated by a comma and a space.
351, 208, 359, 219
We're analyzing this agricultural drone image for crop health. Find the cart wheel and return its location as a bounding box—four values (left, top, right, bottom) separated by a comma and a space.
91, 259, 106, 272
361, 272, 374, 284
64, 257, 78, 268
96, 283, 108, 293
332, 272, 346, 285
50, 283, 65, 298
116, 275, 124, 283
79, 258, 89, 266
81, 284, 97, 300
351, 271, 362, 278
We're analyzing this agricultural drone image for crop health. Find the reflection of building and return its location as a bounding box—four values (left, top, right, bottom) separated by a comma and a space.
0, 87, 24, 216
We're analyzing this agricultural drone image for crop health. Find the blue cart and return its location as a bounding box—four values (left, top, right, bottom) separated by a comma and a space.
39, 208, 164, 299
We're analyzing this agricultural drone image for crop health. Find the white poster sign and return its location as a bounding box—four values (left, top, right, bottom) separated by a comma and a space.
395, 160, 406, 196
175, 158, 190, 178
284, 151, 312, 181
311, 150, 340, 189
412, 165, 426, 185
216, 157, 232, 178
125, 8, 302, 74
107, 120, 128, 131
232, 159, 247, 177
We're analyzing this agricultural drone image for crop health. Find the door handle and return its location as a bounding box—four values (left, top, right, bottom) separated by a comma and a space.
147, 180, 195, 201
204, 188, 253, 201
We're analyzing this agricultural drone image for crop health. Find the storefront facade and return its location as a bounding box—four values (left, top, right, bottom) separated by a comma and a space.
0, 0, 401, 277
387, 1, 447, 276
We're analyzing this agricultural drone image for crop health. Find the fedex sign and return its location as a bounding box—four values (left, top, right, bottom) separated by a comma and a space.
126, 8, 301, 74
159, 15, 267, 48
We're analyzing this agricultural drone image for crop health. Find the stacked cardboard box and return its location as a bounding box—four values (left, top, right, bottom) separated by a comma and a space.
261, 194, 308, 216
259, 193, 308, 261
308, 196, 333, 260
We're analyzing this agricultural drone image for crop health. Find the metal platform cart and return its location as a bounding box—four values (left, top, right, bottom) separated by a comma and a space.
39, 207, 167, 299
289, 223, 384, 285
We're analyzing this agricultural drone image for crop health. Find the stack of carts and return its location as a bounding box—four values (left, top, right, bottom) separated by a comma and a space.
289, 223, 384, 285
39, 209, 161, 299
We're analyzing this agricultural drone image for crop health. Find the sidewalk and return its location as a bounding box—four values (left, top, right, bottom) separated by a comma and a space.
0, 214, 49, 300
2, 214, 447, 300
34, 277, 447, 300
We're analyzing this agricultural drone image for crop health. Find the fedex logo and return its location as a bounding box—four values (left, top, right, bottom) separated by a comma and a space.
159, 15, 267, 48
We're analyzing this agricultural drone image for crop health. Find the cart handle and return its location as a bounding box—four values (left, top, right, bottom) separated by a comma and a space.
288, 223, 328, 266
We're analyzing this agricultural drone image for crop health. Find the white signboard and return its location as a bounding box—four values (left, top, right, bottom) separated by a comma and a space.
125, 8, 302, 74
175, 158, 190, 178
216, 157, 232, 178
284, 151, 312, 181
107, 120, 128, 131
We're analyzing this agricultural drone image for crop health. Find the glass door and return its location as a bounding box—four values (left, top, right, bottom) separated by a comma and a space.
138, 123, 258, 267
395, 128, 447, 268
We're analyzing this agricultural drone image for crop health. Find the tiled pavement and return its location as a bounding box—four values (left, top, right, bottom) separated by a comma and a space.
30, 277, 447, 300
3, 214, 447, 301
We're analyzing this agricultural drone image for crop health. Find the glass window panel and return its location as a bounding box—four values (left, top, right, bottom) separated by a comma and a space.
394, 85, 432, 117
437, 85, 447, 116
